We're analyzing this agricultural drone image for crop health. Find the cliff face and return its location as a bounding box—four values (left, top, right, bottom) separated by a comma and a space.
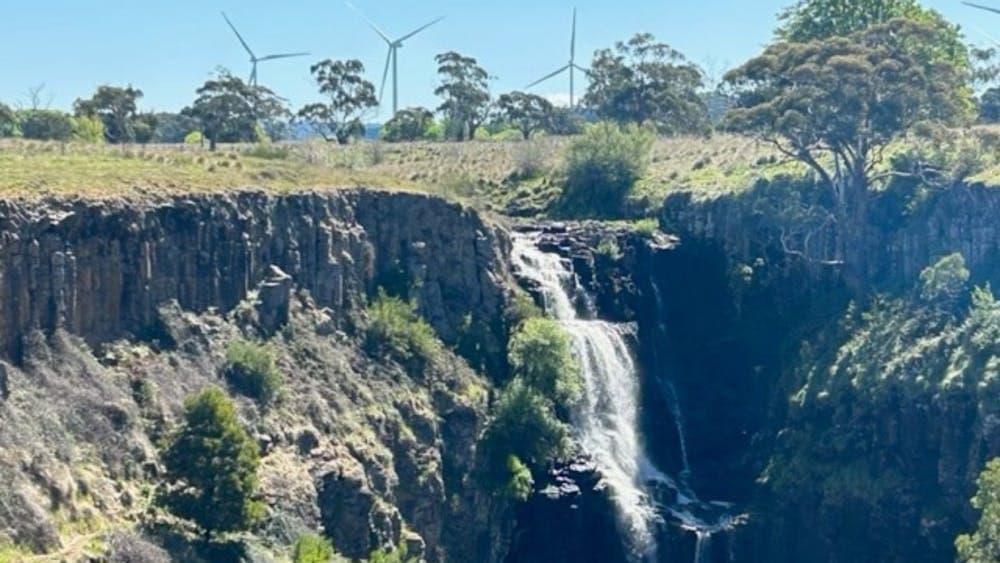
0, 189, 514, 562
0, 190, 508, 375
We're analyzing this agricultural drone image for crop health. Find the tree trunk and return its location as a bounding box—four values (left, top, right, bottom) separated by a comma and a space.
837, 167, 870, 293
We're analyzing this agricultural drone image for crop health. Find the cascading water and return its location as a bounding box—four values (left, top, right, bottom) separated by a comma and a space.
511, 231, 740, 563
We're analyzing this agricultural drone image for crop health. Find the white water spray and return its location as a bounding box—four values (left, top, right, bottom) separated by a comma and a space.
511, 232, 740, 562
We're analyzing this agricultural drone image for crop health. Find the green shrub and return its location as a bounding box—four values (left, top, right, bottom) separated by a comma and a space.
368, 545, 413, 563
505, 455, 534, 501
957, 458, 1000, 562
184, 131, 204, 145
161, 388, 263, 536
506, 288, 543, 329
595, 238, 623, 262
293, 533, 336, 563
366, 290, 440, 364
559, 121, 654, 218
919, 253, 969, 306
73, 115, 106, 144
507, 318, 582, 410
480, 379, 573, 496
631, 218, 660, 237
224, 339, 283, 406
243, 144, 290, 160
381, 107, 436, 142
19, 109, 74, 141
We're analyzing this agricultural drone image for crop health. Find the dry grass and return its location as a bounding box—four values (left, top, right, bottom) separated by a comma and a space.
3, 131, 997, 208
0, 135, 784, 205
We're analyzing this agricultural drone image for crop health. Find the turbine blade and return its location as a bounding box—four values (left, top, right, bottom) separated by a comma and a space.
964, 1, 1000, 16
397, 16, 445, 43
257, 52, 311, 62
221, 12, 255, 58
345, 1, 393, 44
571, 8, 577, 62
379, 48, 392, 105
572, 63, 592, 77
526, 65, 571, 89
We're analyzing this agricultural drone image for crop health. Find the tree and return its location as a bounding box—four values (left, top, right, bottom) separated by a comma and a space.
584, 33, 708, 135
957, 458, 1000, 562
980, 87, 1000, 124
18, 109, 74, 141
74, 85, 145, 143
161, 387, 263, 536
182, 70, 286, 151
72, 115, 106, 144
496, 92, 555, 140
381, 107, 436, 142
149, 112, 201, 143
0, 103, 17, 137
434, 51, 492, 141
547, 107, 585, 136
723, 19, 969, 284
297, 59, 377, 145
560, 121, 654, 218
293, 534, 336, 563
507, 318, 581, 411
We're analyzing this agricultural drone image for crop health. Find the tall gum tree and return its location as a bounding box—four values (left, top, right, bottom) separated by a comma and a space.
723, 19, 970, 286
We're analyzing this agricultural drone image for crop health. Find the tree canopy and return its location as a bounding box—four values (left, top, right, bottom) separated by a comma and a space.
0, 103, 17, 137
496, 91, 555, 140
182, 70, 286, 151
435, 51, 492, 141
297, 59, 378, 145
724, 19, 969, 279
381, 107, 437, 142
73, 85, 145, 143
161, 387, 263, 536
584, 33, 707, 135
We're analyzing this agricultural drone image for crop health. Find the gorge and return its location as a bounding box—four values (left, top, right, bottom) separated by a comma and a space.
1, 181, 999, 562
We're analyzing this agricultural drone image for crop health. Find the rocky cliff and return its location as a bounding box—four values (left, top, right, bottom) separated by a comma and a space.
0, 189, 515, 562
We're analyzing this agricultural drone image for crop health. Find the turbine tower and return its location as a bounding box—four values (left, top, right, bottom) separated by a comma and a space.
347, 1, 444, 114
526, 8, 588, 108
964, 1, 1000, 15
222, 12, 310, 87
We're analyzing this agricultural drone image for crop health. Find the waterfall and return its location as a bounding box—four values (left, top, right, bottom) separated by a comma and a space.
511, 232, 740, 563
512, 235, 661, 557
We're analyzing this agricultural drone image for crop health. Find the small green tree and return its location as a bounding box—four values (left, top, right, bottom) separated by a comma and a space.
298, 59, 378, 145
365, 290, 440, 364
434, 51, 492, 141
584, 33, 707, 135
919, 253, 970, 306
73, 85, 144, 143
957, 458, 1000, 562
182, 70, 287, 151
293, 533, 336, 563
980, 87, 1000, 124
161, 388, 263, 537
18, 109, 74, 141
72, 115, 106, 144
224, 339, 283, 406
496, 91, 555, 140
381, 107, 436, 142
560, 121, 654, 218
508, 318, 582, 410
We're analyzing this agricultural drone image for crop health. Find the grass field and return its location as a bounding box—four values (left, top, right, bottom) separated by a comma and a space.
2, 130, 998, 213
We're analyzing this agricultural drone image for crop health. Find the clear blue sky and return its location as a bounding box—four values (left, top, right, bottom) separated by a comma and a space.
0, 0, 995, 117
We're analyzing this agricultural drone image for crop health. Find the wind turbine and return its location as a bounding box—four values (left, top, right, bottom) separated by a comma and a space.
526, 8, 588, 108
221, 12, 310, 87
964, 1, 1000, 15
346, 1, 444, 114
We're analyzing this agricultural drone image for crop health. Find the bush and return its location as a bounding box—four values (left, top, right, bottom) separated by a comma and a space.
919, 253, 969, 306
293, 533, 336, 563
480, 379, 573, 495
73, 115, 106, 144
224, 339, 283, 406
381, 107, 436, 142
957, 458, 1000, 562
161, 388, 264, 536
366, 290, 440, 364
19, 109, 74, 141
507, 318, 582, 411
184, 131, 204, 145
560, 121, 654, 218
368, 545, 412, 563
505, 455, 534, 501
